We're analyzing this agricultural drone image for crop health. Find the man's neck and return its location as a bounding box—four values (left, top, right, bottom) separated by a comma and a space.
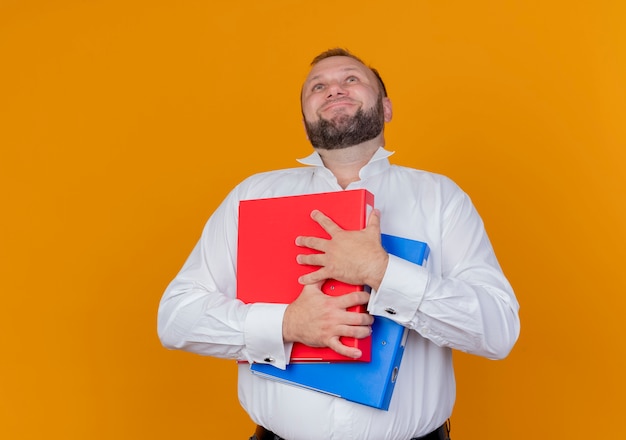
315, 137, 383, 189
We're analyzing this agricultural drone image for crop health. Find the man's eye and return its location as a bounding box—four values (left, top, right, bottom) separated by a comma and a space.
346, 76, 358, 83
312, 84, 325, 92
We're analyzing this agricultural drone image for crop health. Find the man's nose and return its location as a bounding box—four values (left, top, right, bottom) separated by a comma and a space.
326, 82, 347, 99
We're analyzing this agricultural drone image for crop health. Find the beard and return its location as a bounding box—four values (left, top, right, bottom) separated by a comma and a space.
304, 96, 385, 150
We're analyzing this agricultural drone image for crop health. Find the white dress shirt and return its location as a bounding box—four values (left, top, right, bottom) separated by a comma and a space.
158, 147, 520, 440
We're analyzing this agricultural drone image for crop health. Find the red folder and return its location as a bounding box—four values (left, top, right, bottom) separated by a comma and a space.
237, 189, 374, 362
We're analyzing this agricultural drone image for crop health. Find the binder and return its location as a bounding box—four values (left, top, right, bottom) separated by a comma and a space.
237, 189, 375, 362
250, 234, 430, 410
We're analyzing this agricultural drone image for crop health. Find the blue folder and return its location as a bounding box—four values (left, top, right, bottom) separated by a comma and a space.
250, 234, 430, 410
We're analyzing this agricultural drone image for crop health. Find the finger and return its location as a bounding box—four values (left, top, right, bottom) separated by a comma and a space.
298, 268, 328, 285
298, 267, 330, 285
300, 280, 325, 293
338, 323, 374, 339
335, 290, 372, 308
338, 308, 374, 327
327, 336, 364, 359
310, 210, 343, 236
342, 310, 375, 327
296, 252, 325, 267
295, 235, 327, 252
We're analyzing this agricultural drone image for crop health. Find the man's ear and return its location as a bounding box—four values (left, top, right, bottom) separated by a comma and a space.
383, 97, 393, 123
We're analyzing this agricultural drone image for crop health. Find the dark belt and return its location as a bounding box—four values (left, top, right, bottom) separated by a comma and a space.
252, 420, 450, 440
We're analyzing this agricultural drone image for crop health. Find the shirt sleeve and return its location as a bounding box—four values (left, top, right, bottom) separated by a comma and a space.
368, 190, 520, 360
157, 186, 293, 369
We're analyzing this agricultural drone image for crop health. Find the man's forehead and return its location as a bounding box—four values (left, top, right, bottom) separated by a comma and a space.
305, 56, 370, 83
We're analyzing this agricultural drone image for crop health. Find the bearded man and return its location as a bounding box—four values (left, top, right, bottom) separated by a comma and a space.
158, 48, 520, 440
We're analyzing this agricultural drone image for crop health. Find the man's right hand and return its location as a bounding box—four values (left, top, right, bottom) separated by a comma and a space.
282, 282, 374, 359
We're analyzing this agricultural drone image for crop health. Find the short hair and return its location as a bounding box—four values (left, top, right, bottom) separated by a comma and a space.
310, 48, 388, 97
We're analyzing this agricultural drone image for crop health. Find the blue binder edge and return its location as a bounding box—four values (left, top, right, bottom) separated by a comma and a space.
250, 234, 430, 410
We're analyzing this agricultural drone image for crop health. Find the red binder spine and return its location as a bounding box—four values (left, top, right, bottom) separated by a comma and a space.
299, 190, 374, 361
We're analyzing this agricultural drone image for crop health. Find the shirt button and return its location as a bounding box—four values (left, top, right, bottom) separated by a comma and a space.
264, 357, 275, 363
384, 307, 397, 315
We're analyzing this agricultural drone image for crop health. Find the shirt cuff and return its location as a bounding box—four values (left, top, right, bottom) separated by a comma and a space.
244, 302, 292, 369
367, 254, 429, 323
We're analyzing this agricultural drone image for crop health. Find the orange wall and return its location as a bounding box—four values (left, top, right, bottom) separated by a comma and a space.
1, 1, 625, 438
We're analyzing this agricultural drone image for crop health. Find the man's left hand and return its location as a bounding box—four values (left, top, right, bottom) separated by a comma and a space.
296, 208, 388, 290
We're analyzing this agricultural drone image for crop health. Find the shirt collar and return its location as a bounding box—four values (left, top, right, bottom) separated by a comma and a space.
297, 147, 394, 180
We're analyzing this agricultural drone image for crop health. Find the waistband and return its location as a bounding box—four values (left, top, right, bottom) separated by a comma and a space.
253, 420, 451, 440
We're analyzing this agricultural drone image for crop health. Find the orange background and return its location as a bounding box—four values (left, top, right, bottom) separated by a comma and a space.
1, 1, 625, 438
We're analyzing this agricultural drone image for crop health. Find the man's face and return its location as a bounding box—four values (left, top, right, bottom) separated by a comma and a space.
301, 56, 392, 150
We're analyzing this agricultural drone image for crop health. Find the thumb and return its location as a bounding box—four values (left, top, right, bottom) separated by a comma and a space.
366, 208, 382, 232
